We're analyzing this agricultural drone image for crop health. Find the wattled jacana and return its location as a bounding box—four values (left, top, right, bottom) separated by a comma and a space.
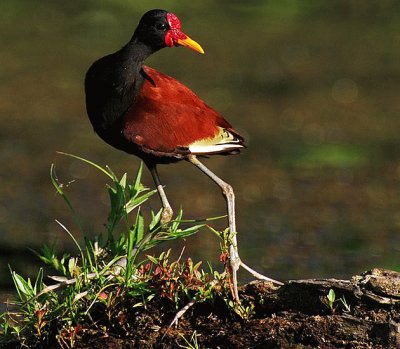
85, 9, 280, 301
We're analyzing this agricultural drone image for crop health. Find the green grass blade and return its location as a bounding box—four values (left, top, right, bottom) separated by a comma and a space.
125, 189, 157, 214
55, 220, 84, 267
50, 164, 84, 235
56, 152, 113, 179
134, 161, 144, 189
33, 268, 44, 294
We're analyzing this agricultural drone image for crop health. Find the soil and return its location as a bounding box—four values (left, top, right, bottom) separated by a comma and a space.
69, 268, 400, 349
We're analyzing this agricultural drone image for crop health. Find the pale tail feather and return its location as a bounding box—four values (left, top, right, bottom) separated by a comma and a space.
188, 127, 244, 154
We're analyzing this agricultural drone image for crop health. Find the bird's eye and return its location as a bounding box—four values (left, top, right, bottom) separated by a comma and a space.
156, 22, 167, 31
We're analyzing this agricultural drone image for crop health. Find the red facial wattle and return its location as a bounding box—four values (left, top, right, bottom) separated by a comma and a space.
164, 12, 204, 54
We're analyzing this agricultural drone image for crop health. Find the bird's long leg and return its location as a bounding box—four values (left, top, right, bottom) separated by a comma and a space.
147, 163, 173, 224
187, 154, 240, 301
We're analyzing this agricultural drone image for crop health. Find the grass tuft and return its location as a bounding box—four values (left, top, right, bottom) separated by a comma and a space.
0, 155, 248, 348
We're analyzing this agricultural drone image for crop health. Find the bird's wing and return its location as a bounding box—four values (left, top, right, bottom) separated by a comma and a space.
122, 66, 244, 156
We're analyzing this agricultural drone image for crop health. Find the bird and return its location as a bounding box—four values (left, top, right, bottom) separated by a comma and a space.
85, 9, 279, 301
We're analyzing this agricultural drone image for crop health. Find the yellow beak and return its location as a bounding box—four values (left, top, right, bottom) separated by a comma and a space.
175, 36, 205, 54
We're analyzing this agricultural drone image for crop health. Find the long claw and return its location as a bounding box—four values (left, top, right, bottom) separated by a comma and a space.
240, 261, 283, 285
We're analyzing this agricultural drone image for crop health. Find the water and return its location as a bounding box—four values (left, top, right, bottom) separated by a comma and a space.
1, 1, 400, 289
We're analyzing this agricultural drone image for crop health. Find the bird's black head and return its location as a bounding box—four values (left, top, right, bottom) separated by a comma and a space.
132, 9, 204, 54
132, 9, 169, 51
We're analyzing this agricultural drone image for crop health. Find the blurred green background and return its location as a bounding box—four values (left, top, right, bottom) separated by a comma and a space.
1, 0, 400, 290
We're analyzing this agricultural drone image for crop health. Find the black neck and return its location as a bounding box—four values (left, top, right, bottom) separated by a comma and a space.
121, 37, 156, 66
85, 37, 158, 140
